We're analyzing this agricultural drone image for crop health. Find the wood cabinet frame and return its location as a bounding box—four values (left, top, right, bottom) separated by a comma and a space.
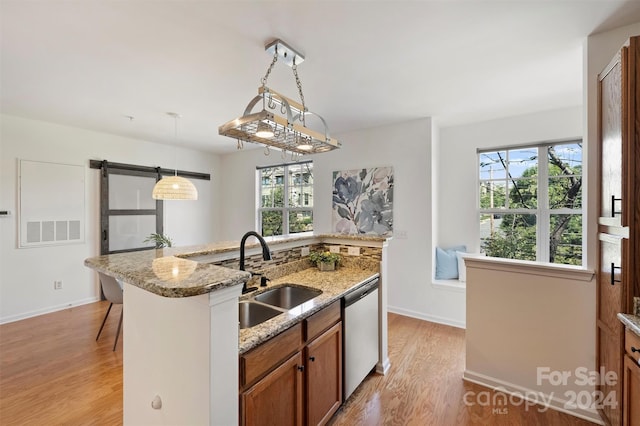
240, 301, 343, 426
596, 35, 640, 426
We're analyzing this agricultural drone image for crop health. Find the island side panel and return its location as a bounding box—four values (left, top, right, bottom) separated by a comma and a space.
124, 284, 213, 425
209, 284, 242, 426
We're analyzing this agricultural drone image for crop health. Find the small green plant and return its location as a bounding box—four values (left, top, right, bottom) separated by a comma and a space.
309, 250, 341, 265
144, 233, 173, 248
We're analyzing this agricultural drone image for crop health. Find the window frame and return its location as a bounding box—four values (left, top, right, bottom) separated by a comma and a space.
477, 139, 583, 265
257, 160, 313, 237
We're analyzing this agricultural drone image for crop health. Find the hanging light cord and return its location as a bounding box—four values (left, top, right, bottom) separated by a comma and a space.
167, 112, 180, 176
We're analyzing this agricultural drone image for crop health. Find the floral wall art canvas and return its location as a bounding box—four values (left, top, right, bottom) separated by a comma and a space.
332, 167, 393, 236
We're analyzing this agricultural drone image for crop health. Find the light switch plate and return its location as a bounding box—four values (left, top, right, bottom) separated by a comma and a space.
301, 246, 310, 256
347, 247, 360, 256
329, 246, 341, 253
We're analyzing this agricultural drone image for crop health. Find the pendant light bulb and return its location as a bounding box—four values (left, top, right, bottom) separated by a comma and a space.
255, 121, 275, 138
296, 134, 313, 151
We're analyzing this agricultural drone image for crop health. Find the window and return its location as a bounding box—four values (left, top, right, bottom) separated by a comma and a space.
478, 141, 583, 265
258, 161, 313, 236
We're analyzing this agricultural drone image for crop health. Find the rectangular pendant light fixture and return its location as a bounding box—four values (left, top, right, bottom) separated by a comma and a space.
218, 39, 341, 155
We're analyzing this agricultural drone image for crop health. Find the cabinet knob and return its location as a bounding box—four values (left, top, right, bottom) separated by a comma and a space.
309, 356, 316, 362
297, 365, 304, 372
632, 347, 639, 354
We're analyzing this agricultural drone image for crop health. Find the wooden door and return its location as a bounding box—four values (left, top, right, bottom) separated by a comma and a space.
305, 322, 342, 426
241, 352, 304, 426
623, 355, 640, 426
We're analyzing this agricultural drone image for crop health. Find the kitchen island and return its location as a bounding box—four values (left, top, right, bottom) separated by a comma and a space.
84, 233, 390, 426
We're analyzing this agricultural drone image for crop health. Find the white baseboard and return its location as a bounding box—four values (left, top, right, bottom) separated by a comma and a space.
376, 357, 391, 375
0, 297, 100, 325
463, 369, 603, 425
387, 305, 466, 329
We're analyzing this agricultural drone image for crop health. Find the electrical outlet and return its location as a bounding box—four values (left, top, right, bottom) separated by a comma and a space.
347, 246, 360, 256
54, 280, 63, 290
329, 245, 341, 253
301, 246, 310, 256
395, 230, 408, 239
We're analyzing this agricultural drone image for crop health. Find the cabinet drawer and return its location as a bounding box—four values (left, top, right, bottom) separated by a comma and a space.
241, 323, 303, 389
626, 329, 640, 363
305, 300, 341, 342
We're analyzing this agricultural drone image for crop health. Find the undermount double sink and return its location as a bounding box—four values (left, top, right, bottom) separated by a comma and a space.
239, 284, 322, 329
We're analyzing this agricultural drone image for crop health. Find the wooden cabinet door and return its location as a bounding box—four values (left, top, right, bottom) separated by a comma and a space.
599, 49, 625, 227
305, 322, 342, 426
623, 355, 640, 426
241, 352, 304, 426
598, 37, 639, 230
598, 234, 625, 426
599, 234, 626, 330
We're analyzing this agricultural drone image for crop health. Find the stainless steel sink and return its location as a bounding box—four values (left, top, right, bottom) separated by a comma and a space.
239, 301, 282, 329
253, 284, 322, 310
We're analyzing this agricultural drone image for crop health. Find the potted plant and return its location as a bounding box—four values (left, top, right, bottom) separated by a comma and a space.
309, 250, 341, 271
144, 233, 173, 248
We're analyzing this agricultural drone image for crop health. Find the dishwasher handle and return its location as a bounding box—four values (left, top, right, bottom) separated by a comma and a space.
344, 278, 379, 307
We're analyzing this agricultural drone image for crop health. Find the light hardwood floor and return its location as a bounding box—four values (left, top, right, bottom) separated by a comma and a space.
0, 302, 596, 425
0, 301, 122, 425
329, 314, 595, 426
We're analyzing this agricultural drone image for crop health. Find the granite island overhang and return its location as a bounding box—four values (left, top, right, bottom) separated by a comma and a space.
84, 233, 391, 426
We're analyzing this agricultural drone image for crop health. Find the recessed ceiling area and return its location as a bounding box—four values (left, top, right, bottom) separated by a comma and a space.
2, 1, 640, 153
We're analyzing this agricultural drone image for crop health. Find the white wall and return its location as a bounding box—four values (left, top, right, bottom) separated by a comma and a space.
464, 259, 597, 422
220, 111, 586, 329
460, 24, 640, 423
218, 119, 461, 325
0, 114, 221, 323
437, 106, 582, 252
433, 106, 582, 328
315, 120, 437, 325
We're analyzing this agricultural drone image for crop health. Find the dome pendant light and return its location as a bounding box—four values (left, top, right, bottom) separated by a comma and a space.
152, 113, 198, 201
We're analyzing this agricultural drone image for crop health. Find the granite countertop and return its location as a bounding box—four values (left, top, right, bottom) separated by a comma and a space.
84, 233, 388, 298
84, 248, 251, 298
239, 266, 379, 354
618, 313, 640, 337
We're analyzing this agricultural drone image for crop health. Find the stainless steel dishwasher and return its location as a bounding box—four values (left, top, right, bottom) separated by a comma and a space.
343, 277, 379, 400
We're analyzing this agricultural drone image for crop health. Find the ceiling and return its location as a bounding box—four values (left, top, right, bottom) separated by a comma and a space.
2, 1, 640, 154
